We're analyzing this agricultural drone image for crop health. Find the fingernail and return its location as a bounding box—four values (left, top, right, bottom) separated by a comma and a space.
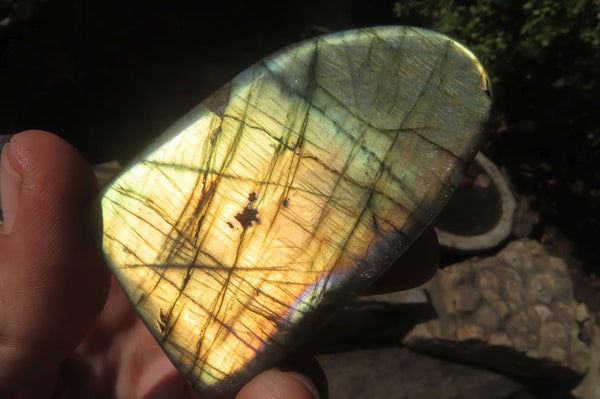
1, 143, 22, 234
288, 372, 320, 399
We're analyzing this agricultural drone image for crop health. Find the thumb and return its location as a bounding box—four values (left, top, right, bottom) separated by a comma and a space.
0, 131, 110, 395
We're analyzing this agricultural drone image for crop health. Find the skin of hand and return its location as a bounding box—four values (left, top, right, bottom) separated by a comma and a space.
0, 130, 438, 399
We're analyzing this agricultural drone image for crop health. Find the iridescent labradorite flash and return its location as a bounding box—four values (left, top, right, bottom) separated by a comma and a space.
101, 26, 491, 396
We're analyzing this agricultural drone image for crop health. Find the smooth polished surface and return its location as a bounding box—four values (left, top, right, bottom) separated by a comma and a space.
101, 26, 491, 396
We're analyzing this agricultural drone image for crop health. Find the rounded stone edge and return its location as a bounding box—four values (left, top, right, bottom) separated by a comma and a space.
435, 152, 516, 252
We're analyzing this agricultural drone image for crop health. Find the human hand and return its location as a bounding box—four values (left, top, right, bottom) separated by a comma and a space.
0, 130, 438, 399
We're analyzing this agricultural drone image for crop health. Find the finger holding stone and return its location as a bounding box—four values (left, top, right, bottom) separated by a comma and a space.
0, 131, 110, 394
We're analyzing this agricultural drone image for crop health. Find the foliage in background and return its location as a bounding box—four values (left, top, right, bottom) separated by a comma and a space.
394, 0, 600, 90
394, 0, 600, 271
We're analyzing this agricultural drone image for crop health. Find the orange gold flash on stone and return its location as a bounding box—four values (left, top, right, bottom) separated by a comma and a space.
101, 26, 491, 396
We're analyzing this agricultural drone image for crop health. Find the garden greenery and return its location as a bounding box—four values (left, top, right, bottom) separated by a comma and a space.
394, 0, 600, 92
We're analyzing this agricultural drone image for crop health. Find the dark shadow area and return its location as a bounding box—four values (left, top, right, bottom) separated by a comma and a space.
0, 0, 397, 164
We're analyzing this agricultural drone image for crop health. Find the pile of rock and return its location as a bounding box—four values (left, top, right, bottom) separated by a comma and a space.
404, 240, 591, 382
317, 240, 597, 398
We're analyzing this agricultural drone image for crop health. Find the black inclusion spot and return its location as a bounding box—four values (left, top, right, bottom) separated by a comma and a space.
372, 215, 379, 232
159, 308, 167, 323
227, 221, 235, 229
248, 192, 257, 202
157, 309, 168, 334
235, 207, 260, 229
484, 78, 492, 98
282, 198, 290, 208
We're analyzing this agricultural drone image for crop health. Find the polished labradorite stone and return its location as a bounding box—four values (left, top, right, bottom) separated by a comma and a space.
101, 26, 491, 396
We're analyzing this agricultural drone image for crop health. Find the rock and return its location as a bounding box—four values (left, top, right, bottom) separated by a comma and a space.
99, 26, 492, 395
403, 239, 590, 383
318, 347, 539, 399
314, 288, 435, 349
434, 152, 517, 252
572, 314, 600, 398
512, 194, 540, 238
356, 287, 429, 305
